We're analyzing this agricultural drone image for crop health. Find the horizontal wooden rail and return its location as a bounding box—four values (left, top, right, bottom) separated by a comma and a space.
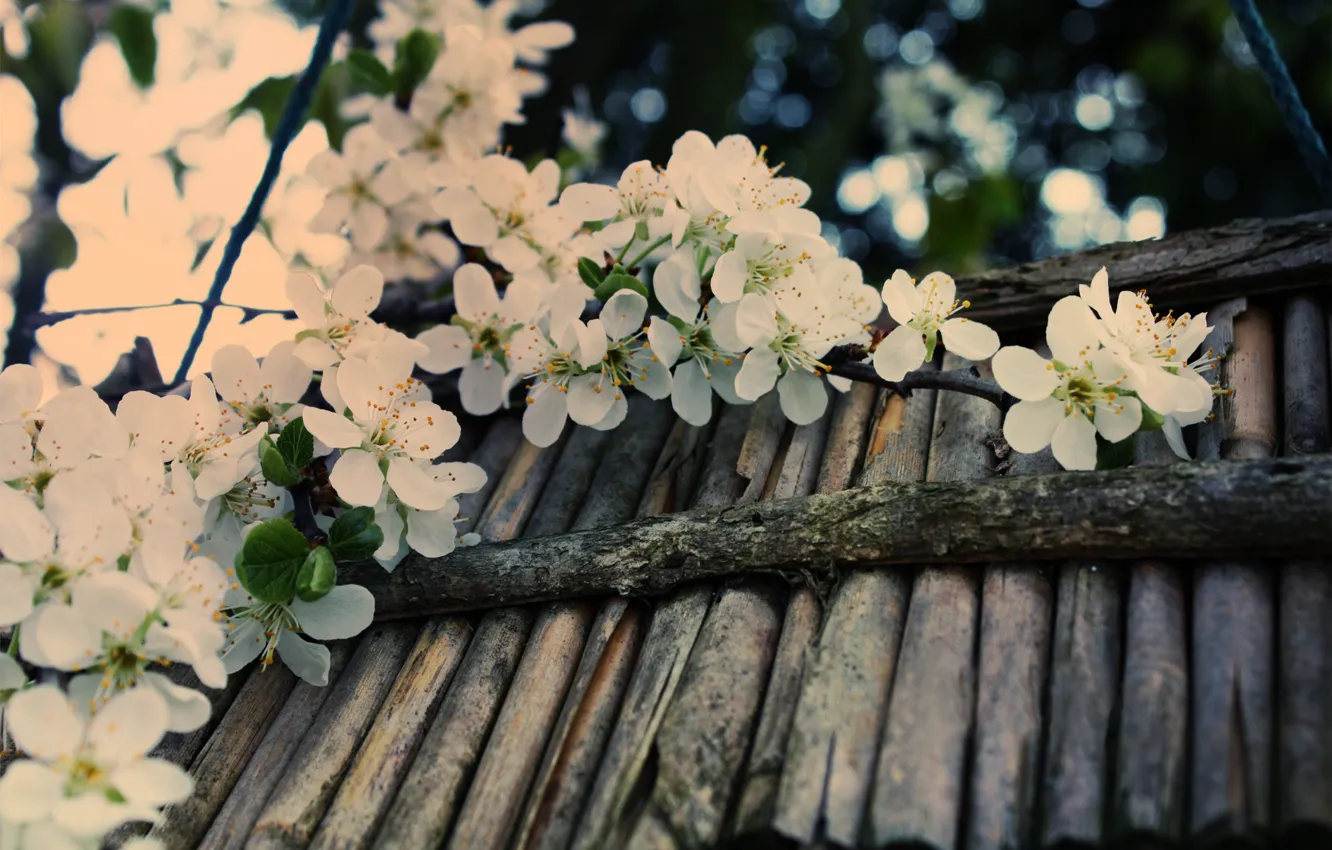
344, 455, 1332, 619
958, 210, 1332, 330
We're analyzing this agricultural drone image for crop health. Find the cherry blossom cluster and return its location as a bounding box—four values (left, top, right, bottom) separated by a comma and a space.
994, 268, 1220, 469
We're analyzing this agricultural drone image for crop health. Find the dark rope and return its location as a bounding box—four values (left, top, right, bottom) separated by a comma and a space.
1227, 0, 1332, 205
171, 0, 356, 386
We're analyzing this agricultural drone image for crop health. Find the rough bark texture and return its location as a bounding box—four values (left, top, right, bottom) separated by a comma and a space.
956, 211, 1332, 330
342, 454, 1332, 618
1277, 295, 1332, 848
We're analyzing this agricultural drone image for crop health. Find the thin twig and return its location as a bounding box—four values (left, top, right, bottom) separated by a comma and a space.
821, 345, 1014, 410
27, 301, 297, 329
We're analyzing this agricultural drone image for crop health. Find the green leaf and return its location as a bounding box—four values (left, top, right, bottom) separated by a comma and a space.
578, 257, 606, 288
236, 519, 310, 603
328, 507, 384, 562
107, 5, 156, 89
1095, 433, 1137, 470
594, 271, 649, 303
346, 49, 392, 96
393, 29, 442, 104
634, 220, 651, 242
296, 546, 337, 602
259, 437, 300, 488
276, 418, 315, 469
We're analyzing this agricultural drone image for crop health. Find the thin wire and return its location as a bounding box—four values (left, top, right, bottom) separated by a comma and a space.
170, 0, 356, 386
1227, 0, 1332, 205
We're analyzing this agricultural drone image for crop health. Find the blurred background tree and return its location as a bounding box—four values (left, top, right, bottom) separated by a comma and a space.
1, 0, 1328, 384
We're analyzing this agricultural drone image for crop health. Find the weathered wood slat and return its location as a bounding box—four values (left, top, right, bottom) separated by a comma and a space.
1191, 305, 1278, 847
872, 354, 999, 848
728, 407, 833, 839
309, 617, 474, 850
568, 402, 753, 850
196, 643, 354, 850
571, 398, 678, 530
1277, 295, 1332, 849
967, 443, 1058, 850
341, 452, 1332, 619
958, 211, 1332, 330
522, 425, 614, 538
775, 380, 923, 845
150, 666, 299, 848
246, 624, 418, 849
620, 401, 789, 848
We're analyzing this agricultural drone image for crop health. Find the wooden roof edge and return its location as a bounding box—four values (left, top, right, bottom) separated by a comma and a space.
958, 209, 1332, 329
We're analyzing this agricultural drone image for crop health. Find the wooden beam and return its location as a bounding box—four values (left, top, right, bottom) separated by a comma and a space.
956, 211, 1332, 330
342, 455, 1332, 619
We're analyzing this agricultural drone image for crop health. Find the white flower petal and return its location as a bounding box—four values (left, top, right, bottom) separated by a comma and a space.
872, 325, 928, 382
6, 684, 82, 760
734, 347, 780, 401
292, 584, 375, 641
0, 483, 54, 563
711, 250, 749, 303
330, 449, 386, 507
453, 263, 501, 320
992, 346, 1061, 401
109, 758, 193, 808
459, 358, 506, 416
735, 293, 779, 348
1045, 296, 1101, 366
567, 374, 616, 426
386, 456, 451, 510
210, 345, 261, 404
0, 363, 42, 423
404, 505, 460, 558
777, 370, 828, 425
1094, 395, 1142, 443
302, 408, 363, 449
523, 386, 568, 448
87, 687, 168, 764
1003, 397, 1063, 453
415, 325, 473, 375
671, 360, 714, 426
646, 316, 683, 367
0, 761, 63, 822
881, 269, 919, 325
331, 265, 385, 320
277, 631, 331, 686
602, 290, 648, 341
559, 182, 620, 221
940, 317, 1000, 361
1051, 412, 1098, 470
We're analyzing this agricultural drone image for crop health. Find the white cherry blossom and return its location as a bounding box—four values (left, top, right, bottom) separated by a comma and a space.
306, 123, 413, 251
874, 269, 999, 382
286, 264, 389, 369
220, 584, 374, 686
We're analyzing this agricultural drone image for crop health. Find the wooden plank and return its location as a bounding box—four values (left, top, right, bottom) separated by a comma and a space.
635, 418, 709, 518
1277, 294, 1332, 848
522, 426, 615, 538
196, 643, 354, 850
371, 607, 536, 850
967, 442, 1058, 850
774, 380, 923, 845
871, 354, 999, 848
957, 210, 1332, 330
571, 398, 678, 531
246, 624, 418, 849
150, 665, 299, 848
309, 617, 474, 850
567, 402, 753, 850
1191, 305, 1278, 847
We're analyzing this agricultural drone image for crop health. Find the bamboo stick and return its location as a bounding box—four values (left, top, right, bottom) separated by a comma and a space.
967, 425, 1058, 850
1191, 305, 1278, 847
1277, 294, 1332, 849
871, 354, 999, 848
775, 379, 922, 845
567, 402, 753, 850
